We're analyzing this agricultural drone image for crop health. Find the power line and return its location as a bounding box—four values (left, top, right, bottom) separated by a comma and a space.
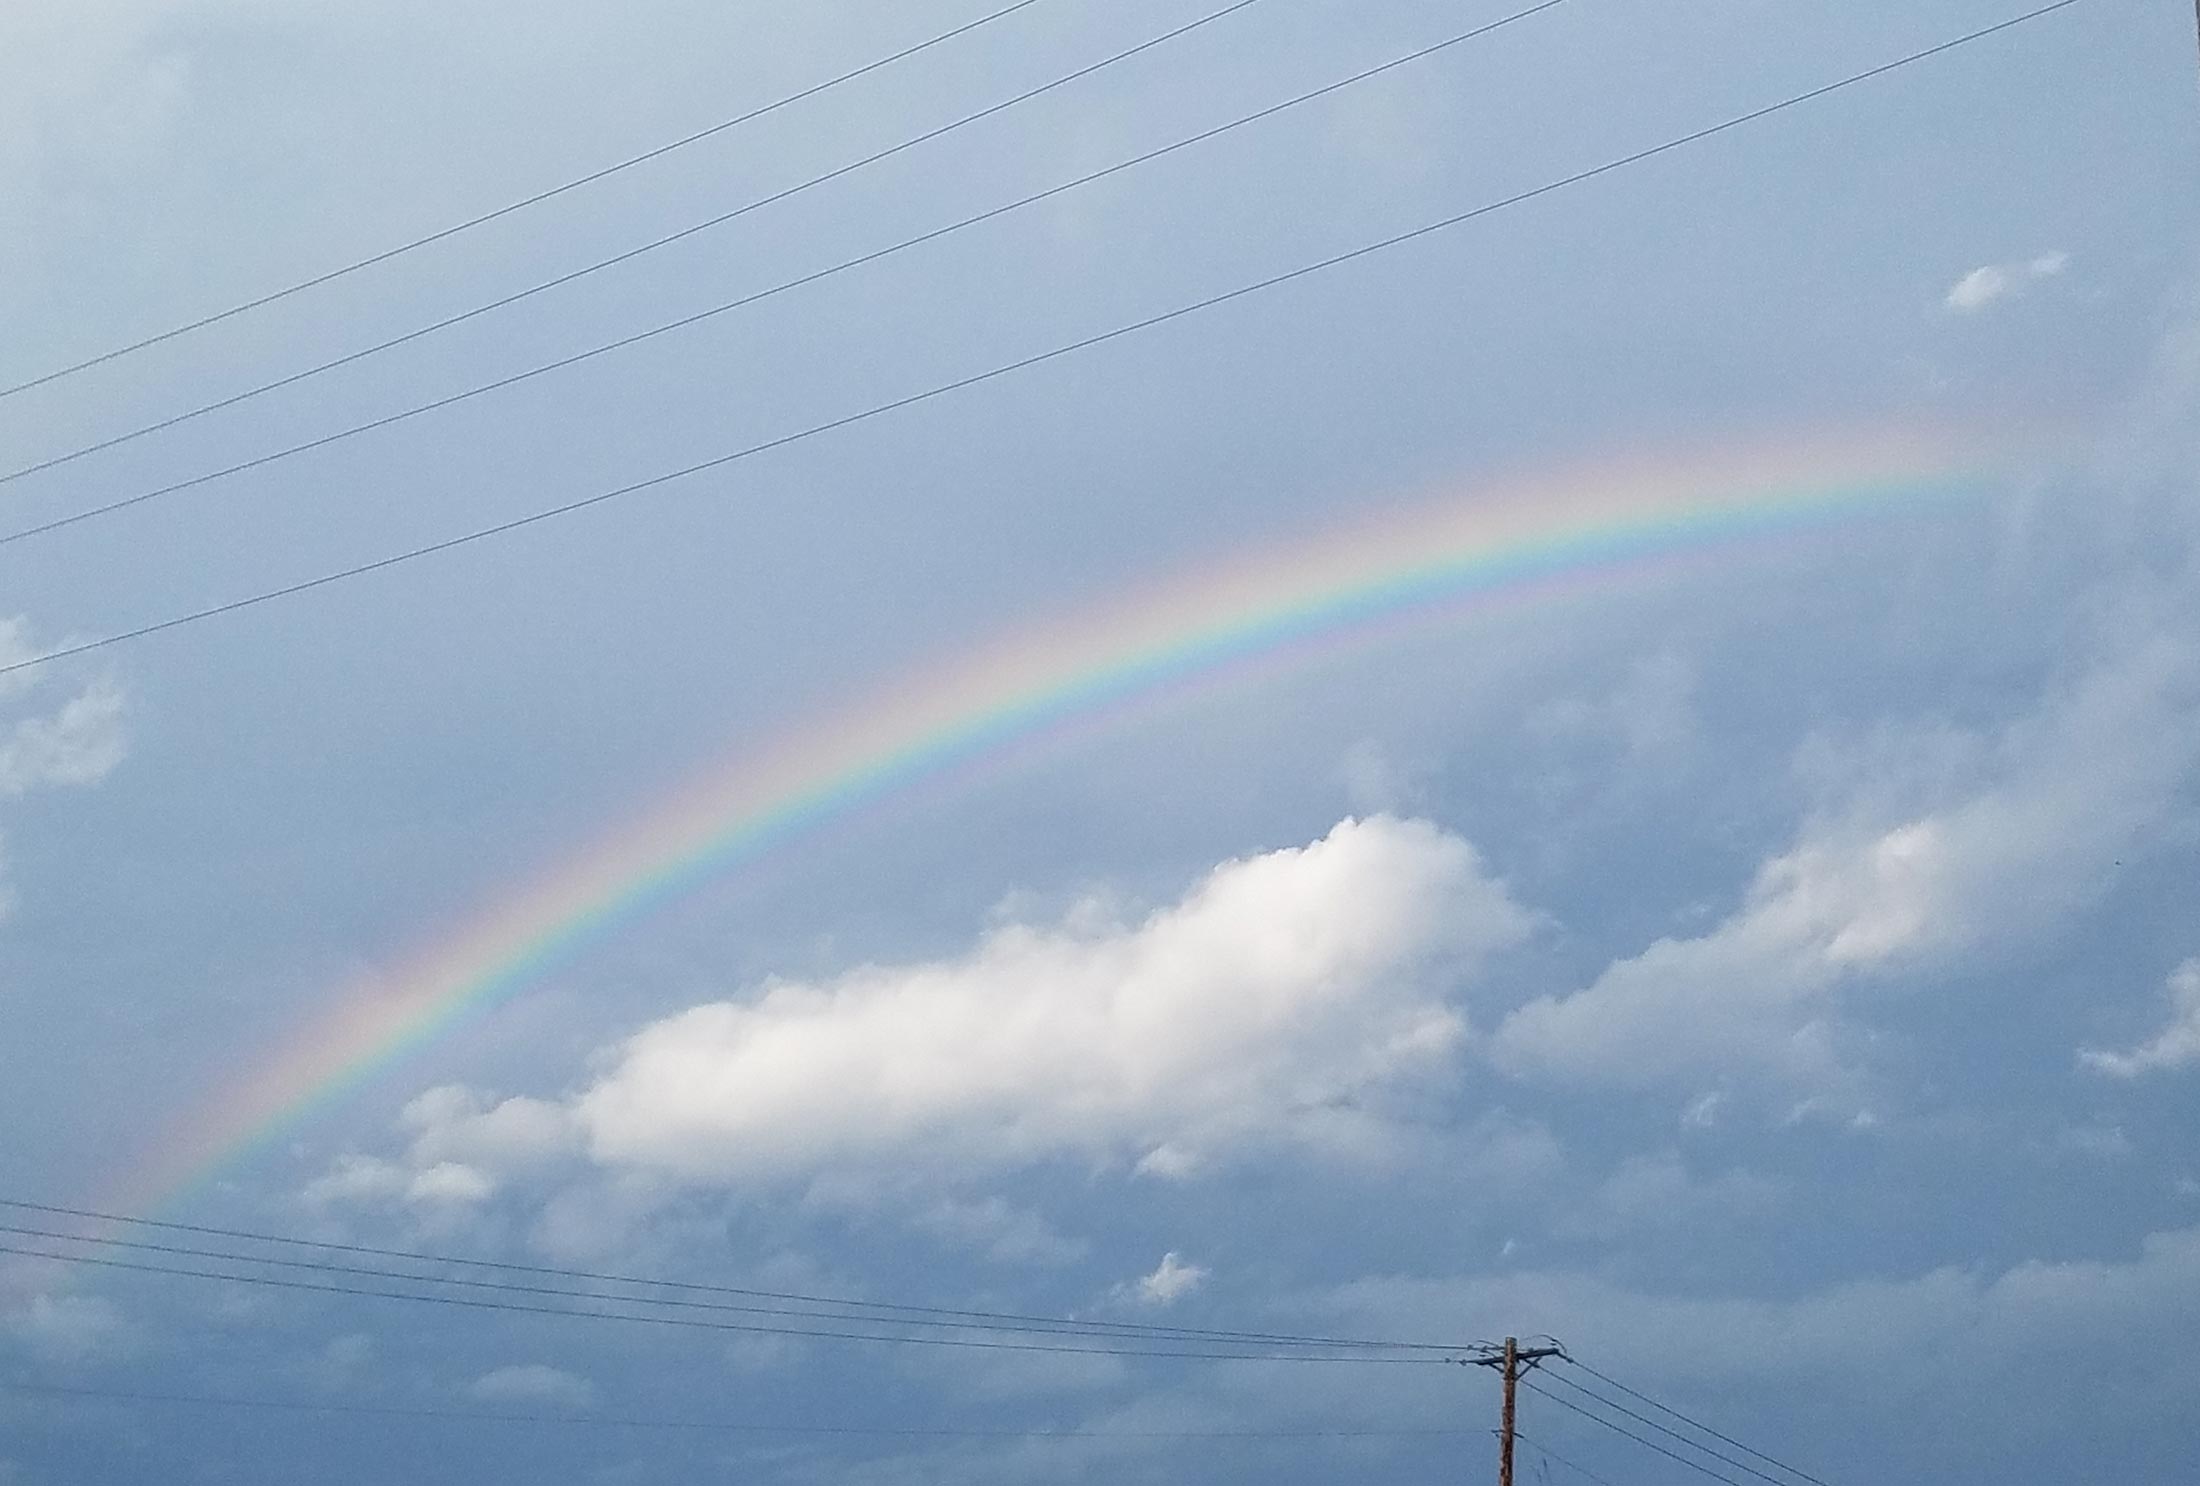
1521, 1379, 1750, 1486
0, 1196, 1455, 1353
0, 1241, 1457, 1363
0, 0, 2089, 684
0, 1218, 1456, 1355
0, 0, 1268, 487
0, 0, 1569, 551
1558, 1357, 1834, 1486
0, 0, 1053, 403
1515, 1430, 1623, 1486
1539, 1369, 1811, 1486
2, 1377, 1466, 1439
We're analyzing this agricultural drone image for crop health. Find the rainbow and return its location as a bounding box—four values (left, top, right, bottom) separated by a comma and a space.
120, 429, 2010, 1209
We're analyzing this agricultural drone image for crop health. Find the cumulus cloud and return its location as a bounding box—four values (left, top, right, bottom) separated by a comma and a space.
304, 1153, 496, 1208
468, 1363, 594, 1410
2082, 959, 2200, 1078
1944, 250, 2068, 313
1492, 634, 2199, 1095
396, 1085, 572, 1173
436, 817, 1529, 1189
1126, 1252, 1208, 1308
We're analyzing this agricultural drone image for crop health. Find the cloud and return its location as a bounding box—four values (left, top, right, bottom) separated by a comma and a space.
0, 0, 196, 210
1530, 650, 1699, 766
1331, 1224, 2200, 1408
467, 1363, 594, 1410
1558, 1151, 1781, 1240
397, 1085, 573, 1173
2082, 959, 2200, 1078
0, 676, 125, 795
1944, 250, 2068, 313
910, 1196, 1089, 1267
4, 1292, 129, 1365
447, 817, 1533, 1189
1492, 634, 2199, 1096
1125, 1252, 1208, 1308
304, 1153, 495, 1208
0, 619, 127, 922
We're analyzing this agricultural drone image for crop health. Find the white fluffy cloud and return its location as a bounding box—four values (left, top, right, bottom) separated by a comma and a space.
305, 1153, 496, 1209
1492, 634, 2199, 1094
0, 622, 126, 797
2083, 959, 2200, 1078
1127, 1252, 1208, 1308
0, 677, 125, 796
571, 816, 1529, 1184
342, 818, 1532, 1201
1944, 250, 2067, 313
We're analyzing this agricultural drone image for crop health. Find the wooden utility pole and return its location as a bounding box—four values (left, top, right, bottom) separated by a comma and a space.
1499, 1336, 1519, 1486
1466, 1336, 1565, 1486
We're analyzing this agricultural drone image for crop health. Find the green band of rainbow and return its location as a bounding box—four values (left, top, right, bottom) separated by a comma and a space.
117, 430, 2010, 1209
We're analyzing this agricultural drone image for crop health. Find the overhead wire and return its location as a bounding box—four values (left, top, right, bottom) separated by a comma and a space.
0, 1377, 1466, 1439
1540, 1368, 1816, 1486
0, 1218, 1458, 1354
0, 0, 1269, 487
0, 0, 1054, 402
0, 0, 2090, 684
0, 1241, 1459, 1363
0, 1197, 1457, 1353
1516, 1431, 1623, 1486
1558, 1356, 1835, 1486
0, 0, 1570, 550
1523, 1379, 1751, 1486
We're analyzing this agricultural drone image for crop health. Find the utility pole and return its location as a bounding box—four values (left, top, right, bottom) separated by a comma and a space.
1463, 1336, 1565, 1486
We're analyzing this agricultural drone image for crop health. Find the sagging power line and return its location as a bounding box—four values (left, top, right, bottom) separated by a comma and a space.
0, 0, 1055, 402
1555, 1356, 1834, 1486
0, 1238, 1465, 1363
0, 0, 2088, 685
1515, 1431, 1622, 1486
1457, 1346, 1841, 1486
0, 0, 1568, 551
1542, 1367, 1816, 1486
1523, 1376, 1756, 1486
0, 0, 1269, 488
0, 1197, 1460, 1356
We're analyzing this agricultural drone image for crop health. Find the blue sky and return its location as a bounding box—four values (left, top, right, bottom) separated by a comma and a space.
1, 1, 2197, 1482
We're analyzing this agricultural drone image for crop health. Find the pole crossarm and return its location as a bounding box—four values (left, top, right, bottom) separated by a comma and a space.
1455, 1336, 1570, 1486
